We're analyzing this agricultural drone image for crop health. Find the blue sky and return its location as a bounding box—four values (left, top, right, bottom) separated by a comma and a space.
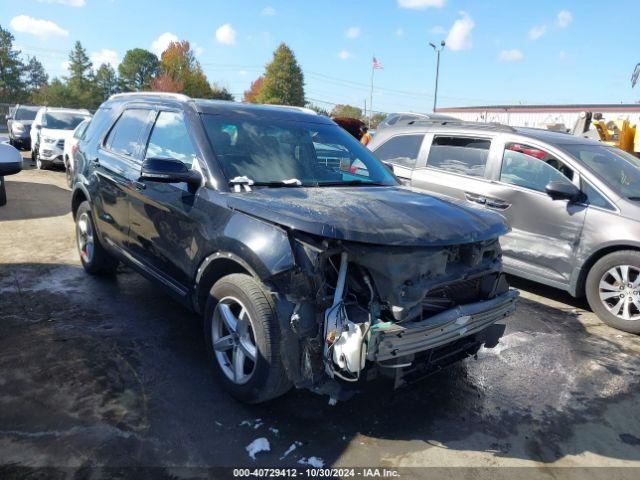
3, 0, 640, 113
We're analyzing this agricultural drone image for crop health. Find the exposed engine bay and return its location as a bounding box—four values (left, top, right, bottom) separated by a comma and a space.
268, 231, 517, 400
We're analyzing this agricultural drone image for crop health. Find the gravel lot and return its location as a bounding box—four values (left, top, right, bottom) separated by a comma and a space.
1, 155, 639, 478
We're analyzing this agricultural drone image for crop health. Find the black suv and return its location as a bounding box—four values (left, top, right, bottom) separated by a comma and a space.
71, 93, 517, 403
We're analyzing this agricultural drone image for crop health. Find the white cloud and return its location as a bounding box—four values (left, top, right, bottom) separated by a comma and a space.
37, 0, 85, 6
395, 28, 404, 37
238, 70, 248, 76
338, 50, 350, 60
90, 49, 120, 69
397, 0, 445, 9
151, 32, 178, 56
193, 43, 204, 57
216, 23, 237, 45
10, 15, 69, 37
528, 25, 546, 40
558, 50, 567, 60
557, 10, 572, 28
445, 12, 474, 51
261, 6, 276, 16
499, 49, 524, 62
429, 25, 446, 35
345, 27, 360, 39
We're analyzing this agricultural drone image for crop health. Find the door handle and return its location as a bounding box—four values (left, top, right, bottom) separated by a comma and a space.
485, 198, 510, 210
92, 157, 100, 167
465, 192, 487, 205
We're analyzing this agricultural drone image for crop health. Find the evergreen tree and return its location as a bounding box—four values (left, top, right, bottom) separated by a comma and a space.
0, 25, 26, 103
210, 83, 234, 101
67, 41, 93, 91
94, 63, 118, 101
118, 48, 159, 91
256, 43, 304, 106
23, 56, 48, 93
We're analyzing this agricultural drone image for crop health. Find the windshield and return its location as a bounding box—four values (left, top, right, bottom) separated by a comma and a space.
202, 114, 398, 187
562, 144, 640, 199
14, 107, 39, 121
44, 112, 89, 130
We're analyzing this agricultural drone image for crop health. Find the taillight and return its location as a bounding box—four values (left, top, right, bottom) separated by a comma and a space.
71, 144, 78, 156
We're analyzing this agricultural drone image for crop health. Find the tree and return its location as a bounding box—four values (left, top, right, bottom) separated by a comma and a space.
243, 76, 263, 103
210, 83, 234, 101
0, 25, 26, 103
23, 56, 48, 93
256, 43, 304, 106
153, 40, 214, 98
67, 41, 93, 91
30, 78, 75, 107
94, 64, 118, 101
330, 104, 362, 119
118, 48, 159, 91
306, 102, 329, 116
151, 73, 183, 93
369, 113, 387, 128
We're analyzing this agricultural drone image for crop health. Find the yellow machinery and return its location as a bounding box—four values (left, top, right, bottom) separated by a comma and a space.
592, 117, 640, 156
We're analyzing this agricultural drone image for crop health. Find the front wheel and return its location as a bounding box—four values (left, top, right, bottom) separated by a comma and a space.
75, 201, 119, 275
586, 250, 640, 334
204, 273, 291, 403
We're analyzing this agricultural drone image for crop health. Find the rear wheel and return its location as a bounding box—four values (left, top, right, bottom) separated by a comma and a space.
204, 273, 291, 403
64, 156, 73, 187
75, 201, 119, 275
586, 250, 640, 334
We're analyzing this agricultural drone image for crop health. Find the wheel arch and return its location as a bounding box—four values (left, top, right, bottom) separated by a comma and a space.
71, 185, 90, 220
574, 244, 640, 297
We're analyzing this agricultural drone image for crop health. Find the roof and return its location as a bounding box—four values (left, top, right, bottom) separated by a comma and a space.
437, 103, 640, 113
105, 92, 329, 123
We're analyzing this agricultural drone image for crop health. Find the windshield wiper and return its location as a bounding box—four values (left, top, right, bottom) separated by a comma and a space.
315, 179, 389, 187
229, 176, 303, 191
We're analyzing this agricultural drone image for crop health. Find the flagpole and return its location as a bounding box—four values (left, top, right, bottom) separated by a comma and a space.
369, 57, 374, 129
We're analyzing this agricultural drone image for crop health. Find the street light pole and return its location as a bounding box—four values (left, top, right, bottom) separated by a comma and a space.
429, 40, 446, 113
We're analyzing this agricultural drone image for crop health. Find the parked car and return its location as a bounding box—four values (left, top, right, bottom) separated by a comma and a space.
369, 119, 640, 334
30, 107, 91, 170
63, 119, 90, 187
71, 92, 517, 403
0, 144, 23, 207
376, 112, 457, 131
5, 105, 40, 150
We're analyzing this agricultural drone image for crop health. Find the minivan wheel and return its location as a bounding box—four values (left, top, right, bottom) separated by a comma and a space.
204, 273, 291, 403
586, 250, 640, 334
75, 201, 119, 275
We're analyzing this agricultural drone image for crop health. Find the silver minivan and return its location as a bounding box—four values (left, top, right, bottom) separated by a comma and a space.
369, 120, 640, 333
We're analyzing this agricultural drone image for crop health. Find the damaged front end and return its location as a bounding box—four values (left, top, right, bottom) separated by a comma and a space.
268, 231, 518, 400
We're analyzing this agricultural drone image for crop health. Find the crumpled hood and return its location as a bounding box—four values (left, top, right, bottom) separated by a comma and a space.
227, 186, 508, 247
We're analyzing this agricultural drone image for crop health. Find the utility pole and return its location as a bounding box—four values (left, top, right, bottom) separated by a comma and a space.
429, 40, 446, 112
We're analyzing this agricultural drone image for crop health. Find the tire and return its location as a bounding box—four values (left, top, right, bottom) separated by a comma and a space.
31, 146, 37, 164
0, 177, 6, 207
75, 201, 119, 275
586, 250, 640, 334
64, 156, 73, 187
204, 273, 291, 403
35, 151, 49, 170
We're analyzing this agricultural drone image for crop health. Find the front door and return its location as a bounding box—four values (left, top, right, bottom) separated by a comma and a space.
483, 142, 587, 285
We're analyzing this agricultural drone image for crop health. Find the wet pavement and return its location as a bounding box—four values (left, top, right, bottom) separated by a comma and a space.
1, 159, 639, 478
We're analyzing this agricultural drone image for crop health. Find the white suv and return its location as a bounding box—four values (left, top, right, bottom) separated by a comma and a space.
30, 107, 91, 170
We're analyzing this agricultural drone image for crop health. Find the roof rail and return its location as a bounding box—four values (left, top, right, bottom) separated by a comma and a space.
401, 118, 517, 133
264, 104, 318, 115
108, 91, 192, 102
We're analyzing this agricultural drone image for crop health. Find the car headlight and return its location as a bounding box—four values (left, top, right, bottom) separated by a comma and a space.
11, 123, 25, 134
42, 136, 57, 144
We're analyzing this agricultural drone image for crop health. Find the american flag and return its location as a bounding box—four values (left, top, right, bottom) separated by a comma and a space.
372, 57, 383, 69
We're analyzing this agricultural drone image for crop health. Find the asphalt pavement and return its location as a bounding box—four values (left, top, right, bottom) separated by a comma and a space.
1, 157, 639, 479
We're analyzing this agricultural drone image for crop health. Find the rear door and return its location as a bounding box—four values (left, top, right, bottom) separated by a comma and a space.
93, 107, 154, 249
127, 109, 202, 292
410, 133, 504, 207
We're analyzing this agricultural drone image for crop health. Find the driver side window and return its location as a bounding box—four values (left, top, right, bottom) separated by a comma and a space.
500, 143, 574, 193
146, 111, 196, 168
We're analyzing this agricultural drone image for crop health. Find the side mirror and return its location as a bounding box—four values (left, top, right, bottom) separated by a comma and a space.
5, 114, 12, 121
545, 180, 583, 202
140, 157, 202, 190
0, 144, 23, 176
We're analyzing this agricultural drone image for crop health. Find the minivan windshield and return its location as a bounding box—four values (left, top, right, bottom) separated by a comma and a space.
14, 107, 39, 121
202, 114, 398, 187
44, 112, 89, 130
562, 144, 640, 199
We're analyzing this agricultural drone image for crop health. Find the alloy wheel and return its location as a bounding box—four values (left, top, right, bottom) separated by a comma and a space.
211, 296, 258, 385
76, 212, 95, 264
598, 265, 640, 321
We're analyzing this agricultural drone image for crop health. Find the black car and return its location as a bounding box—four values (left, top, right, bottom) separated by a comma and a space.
71, 92, 517, 403
6, 104, 40, 150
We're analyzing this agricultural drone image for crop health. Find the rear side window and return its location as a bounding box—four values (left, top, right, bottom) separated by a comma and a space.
373, 134, 423, 169
73, 120, 89, 139
145, 111, 196, 167
105, 109, 150, 157
426, 136, 490, 177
